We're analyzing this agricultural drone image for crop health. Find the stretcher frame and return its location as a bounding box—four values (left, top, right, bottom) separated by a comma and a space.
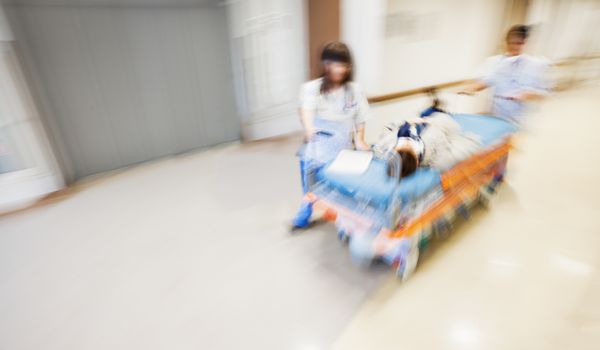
299, 137, 512, 280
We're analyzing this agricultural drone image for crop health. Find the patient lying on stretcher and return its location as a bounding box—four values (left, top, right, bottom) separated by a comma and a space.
375, 111, 482, 178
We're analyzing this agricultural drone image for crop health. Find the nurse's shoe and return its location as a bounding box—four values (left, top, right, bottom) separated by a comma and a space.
290, 201, 314, 231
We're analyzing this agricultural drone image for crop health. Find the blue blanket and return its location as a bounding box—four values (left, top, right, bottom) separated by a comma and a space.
451, 114, 517, 146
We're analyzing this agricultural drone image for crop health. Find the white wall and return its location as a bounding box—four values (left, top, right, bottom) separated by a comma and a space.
342, 0, 508, 95
527, 0, 600, 60
226, 0, 307, 140
341, 0, 387, 95
228, 0, 508, 140
341, 0, 509, 140
0, 2, 64, 211
6, 1, 239, 179
0, 5, 14, 41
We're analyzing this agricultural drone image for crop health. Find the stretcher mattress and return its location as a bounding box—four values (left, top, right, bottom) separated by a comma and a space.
318, 114, 517, 208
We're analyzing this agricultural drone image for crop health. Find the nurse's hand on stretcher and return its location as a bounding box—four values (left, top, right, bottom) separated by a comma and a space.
354, 140, 371, 151
508, 90, 544, 102
304, 129, 334, 143
458, 80, 487, 96
304, 127, 316, 142
495, 93, 530, 102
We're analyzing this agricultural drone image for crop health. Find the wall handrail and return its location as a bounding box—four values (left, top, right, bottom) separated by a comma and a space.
367, 79, 473, 104
367, 55, 600, 105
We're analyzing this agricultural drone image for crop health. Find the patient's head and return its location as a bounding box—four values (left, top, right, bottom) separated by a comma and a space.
397, 148, 418, 178
384, 135, 420, 179
393, 138, 420, 178
387, 148, 417, 178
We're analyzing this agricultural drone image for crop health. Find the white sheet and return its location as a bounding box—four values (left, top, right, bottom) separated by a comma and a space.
326, 150, 373, 175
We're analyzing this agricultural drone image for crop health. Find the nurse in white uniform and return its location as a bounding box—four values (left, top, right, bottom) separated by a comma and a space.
292, 41, 371, 228
460, 25, 551, 125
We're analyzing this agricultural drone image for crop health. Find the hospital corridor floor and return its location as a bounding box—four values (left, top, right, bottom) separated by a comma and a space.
1, 85, 600, 350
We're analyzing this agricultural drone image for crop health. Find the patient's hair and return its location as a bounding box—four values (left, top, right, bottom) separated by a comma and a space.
388, 150, 418, 178
398, 150, 418, 178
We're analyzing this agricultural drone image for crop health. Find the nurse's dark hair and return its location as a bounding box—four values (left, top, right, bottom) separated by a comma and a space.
320, 41, 354, 94
506, 24, 530, 41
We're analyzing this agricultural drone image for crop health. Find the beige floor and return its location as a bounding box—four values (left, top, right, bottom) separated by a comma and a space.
333, 85, 600, 350
0, 85, 599, 350
0, 128, 390, 349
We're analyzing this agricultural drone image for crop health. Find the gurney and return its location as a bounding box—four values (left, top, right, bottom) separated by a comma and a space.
294, 114, 517, 280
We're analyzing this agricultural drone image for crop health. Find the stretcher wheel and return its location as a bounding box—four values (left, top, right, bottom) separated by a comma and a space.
396, 248, 419, 281
434, 219, 452, 239
418, 230, 431, 252
337, 229, 349, 243
478, 187, 493, 209
349, 233, 375, 267
457, 204, 470, 219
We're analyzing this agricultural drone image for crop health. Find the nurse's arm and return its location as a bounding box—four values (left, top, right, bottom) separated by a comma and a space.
354, 124, 370, 151
458, 80, 488, 95
511, 90, 546, 102
512, 71, 552, 101
299, 108, 316, 141
513, 61, 552, 101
